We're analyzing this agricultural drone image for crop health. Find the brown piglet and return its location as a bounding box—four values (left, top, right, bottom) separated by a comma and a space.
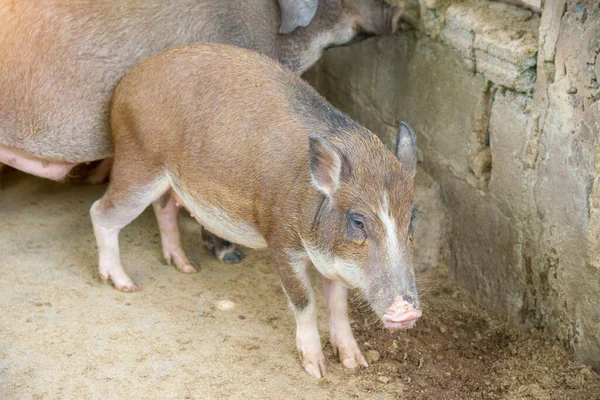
90, 43, 421, 378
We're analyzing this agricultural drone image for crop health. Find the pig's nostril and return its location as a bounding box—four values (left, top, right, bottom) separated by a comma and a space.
382, 296, 422, 329
382, 309, 421, 330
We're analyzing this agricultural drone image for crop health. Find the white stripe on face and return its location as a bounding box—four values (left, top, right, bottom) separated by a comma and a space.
379, 192, 401, 268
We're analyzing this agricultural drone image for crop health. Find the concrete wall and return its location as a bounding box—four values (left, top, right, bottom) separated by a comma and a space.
305, 0, 600, 369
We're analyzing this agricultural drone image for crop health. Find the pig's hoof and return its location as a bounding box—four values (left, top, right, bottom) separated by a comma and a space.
100, 272, 139, 292
176, 262, 199, 274
116, 281, 140, 292
331, 334, 368, 369
164, 249, 199, 274
111, 276, 139, 292
220, 249, 244, 264
339, 348, 368, 369
298, 350, 327, 378
204, 240, 244, 264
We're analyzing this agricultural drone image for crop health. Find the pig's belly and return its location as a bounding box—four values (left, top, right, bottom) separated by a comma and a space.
170, 186, 268, 250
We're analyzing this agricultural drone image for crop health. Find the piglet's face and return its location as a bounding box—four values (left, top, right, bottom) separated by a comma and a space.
306, 122, 421, 329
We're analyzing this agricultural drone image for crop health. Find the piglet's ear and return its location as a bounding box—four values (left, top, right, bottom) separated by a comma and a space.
396, 121, 418, 178
309, 135, 342, 198
277, 0, 319, 34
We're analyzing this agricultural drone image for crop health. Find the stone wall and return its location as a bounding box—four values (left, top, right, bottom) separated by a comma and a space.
305, 0, 600, 369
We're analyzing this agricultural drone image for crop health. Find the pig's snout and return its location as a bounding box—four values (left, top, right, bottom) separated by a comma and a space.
382, 296, 421, 329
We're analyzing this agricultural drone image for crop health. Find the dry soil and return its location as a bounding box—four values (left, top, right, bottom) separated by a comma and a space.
1, 169, 599, 399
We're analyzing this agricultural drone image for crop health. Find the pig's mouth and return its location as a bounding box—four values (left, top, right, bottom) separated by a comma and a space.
382, 297, 422, 330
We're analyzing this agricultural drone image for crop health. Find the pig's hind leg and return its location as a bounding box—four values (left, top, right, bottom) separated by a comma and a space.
323, 278, 368, 369
84, 157, 113, 184
152, 191, 198, 274
90, 168, 170, 292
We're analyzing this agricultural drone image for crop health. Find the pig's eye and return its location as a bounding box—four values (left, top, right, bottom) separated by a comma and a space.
351, 218, 364, 230
349, 214, 365, 231
347, 213, 367, 244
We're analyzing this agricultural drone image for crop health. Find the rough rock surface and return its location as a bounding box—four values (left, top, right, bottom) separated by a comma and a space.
306, 0, 600, 370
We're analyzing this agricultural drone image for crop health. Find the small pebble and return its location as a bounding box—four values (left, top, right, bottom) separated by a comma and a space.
365, 349, 381, 364
378, 376, 391, 384
439, 325, 447, 334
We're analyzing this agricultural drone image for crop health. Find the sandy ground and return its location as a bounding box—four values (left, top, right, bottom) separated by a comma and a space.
1, 169, 599, 399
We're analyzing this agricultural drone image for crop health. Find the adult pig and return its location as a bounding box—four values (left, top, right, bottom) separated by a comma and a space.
0, 0, 403, 263
0, 0, 402, 172
90, 43, 421, 378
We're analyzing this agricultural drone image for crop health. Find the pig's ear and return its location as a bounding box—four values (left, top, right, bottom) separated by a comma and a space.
309, 135, 343, 197
277, 0, 319, 34
396, 121, 417, 178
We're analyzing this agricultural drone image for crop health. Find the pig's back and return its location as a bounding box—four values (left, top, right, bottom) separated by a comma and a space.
111, 43, 359, 220
112, 43, 332, 179
0, 0, 279, 162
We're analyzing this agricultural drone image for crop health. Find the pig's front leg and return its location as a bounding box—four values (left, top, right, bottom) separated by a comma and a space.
275, 251, 326, 378
322, 278, 368, 369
